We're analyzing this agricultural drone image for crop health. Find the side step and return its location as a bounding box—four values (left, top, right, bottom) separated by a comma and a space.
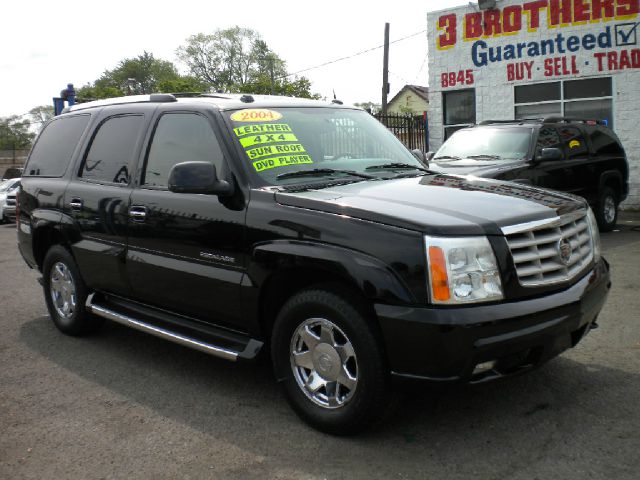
86, 294, 262, 362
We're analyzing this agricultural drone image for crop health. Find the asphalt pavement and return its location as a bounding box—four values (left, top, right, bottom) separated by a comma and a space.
1, 213, 639, 479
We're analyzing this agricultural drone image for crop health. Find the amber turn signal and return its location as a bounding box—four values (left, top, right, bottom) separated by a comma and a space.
428, 246, 451, 301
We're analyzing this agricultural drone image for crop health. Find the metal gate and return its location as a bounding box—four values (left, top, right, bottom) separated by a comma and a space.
374, 113, 428, 152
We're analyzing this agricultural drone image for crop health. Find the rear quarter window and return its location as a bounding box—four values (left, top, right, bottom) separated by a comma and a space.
24, 114, 91, 177
587, 127, 624, 156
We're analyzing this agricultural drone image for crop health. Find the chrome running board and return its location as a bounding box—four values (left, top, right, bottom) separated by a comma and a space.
86, 294, 241, 361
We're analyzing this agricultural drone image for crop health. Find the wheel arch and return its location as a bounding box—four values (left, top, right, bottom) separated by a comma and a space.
30, 209, 78, 271
249, 240, 416, 340
599, 170, 623, 201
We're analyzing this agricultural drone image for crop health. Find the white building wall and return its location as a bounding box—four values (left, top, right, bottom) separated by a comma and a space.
427, 0, 640, 208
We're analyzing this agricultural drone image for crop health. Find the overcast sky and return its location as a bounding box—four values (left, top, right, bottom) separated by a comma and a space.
1, 0, 468, 119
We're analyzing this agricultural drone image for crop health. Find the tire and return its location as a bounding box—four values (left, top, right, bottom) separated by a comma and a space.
595, 186, 618, 232
271, 287, 390, 435
42, 245, 104, 336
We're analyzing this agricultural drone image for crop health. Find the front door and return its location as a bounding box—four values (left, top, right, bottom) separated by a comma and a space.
126, 110, 247, 330
525, 125, 574, 192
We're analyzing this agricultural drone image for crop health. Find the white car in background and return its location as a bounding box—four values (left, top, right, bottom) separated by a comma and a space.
0, 179, 20, 223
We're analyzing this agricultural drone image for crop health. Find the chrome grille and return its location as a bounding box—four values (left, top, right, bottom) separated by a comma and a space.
502, 212, 593, 287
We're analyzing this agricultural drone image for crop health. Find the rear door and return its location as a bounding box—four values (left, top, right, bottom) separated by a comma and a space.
126, 108, 247, 330
65, 106, 150, 296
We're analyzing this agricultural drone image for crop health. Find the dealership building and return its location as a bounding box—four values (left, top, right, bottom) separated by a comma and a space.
427, 0, 640, 208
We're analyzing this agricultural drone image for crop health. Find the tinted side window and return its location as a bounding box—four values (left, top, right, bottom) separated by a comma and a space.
535, 127, 562, 157
25, 114, 90, 177
558, 126, 588, 159
81, 115, 144, 184
588, 127, 624, 156
143, 113, 224, 188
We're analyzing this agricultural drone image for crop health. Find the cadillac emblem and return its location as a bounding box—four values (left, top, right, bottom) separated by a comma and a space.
557, 238, 572, 265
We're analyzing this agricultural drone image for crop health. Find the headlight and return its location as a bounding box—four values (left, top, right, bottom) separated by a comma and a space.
425, 235, 504, 305
586, 208, 601, 262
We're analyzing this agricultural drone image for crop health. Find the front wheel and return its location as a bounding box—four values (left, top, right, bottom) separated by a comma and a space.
271, 288, 390, 435
595, 186, 618, 232
42, 246, 104, 336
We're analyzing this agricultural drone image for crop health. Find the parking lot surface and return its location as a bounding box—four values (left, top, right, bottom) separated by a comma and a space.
1, 214, 639, 480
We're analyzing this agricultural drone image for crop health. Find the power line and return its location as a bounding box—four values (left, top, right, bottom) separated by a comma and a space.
281, 29, 428, 79
413, 51, 429, 84
389, 70, 412, 85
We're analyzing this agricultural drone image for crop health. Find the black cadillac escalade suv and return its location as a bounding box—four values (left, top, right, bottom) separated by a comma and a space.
16, 94, 610, 435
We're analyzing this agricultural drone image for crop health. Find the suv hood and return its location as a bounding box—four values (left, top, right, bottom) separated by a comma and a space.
430, 158, 525, 177
274, 174, 584, 235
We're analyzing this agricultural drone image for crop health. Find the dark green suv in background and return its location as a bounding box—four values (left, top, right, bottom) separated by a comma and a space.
430, 118, 629, 231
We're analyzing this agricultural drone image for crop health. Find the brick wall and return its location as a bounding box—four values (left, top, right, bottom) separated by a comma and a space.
427, 0, 640, 209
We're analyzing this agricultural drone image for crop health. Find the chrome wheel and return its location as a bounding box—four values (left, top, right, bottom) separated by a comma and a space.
290, 318, 358, 409
50, 261, 76, 319
603, 195, 616, 224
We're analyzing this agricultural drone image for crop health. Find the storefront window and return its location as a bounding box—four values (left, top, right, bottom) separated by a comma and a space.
564, 78, 612, 99
515, 103, 561, 119
515, 78, 613, 129
443, 89, 475, 140
515, 82, 560, 103
564, 99, 613, 125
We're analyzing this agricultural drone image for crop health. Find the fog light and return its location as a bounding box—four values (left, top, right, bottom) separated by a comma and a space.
473, 360, 497, 375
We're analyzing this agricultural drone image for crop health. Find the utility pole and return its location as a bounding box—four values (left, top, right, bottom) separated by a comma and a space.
269, 55, 275, 96
381, 23, 390, 115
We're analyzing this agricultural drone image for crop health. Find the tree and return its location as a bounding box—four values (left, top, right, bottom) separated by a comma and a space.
28, 105, 54, 130
156, 76, 209, 94
76, 83, 124, 100
96, 51, 181, 94
177, 26, 318, 98
76, 52, 209, 101
0, 116, 35, 150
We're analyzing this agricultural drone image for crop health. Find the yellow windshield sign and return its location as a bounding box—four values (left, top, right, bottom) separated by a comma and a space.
230, 109, 283, 122
240, 133, 298, 148
233, 124, 292, 137
246, 143, 307, 161
253, 154, 313, 172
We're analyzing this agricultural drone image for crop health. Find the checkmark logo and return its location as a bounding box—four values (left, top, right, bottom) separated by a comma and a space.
615, 22, 639, 46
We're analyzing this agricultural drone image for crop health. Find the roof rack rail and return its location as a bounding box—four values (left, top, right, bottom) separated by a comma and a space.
67, 94, 177, 112
478, 118, 543, 125
199, 93, 233, 99
543, 116, 606, 125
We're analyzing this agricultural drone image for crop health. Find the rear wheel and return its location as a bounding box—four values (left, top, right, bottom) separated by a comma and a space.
42, 246, 103, 336
271, 287, 390, 435
595, 186, 618, 232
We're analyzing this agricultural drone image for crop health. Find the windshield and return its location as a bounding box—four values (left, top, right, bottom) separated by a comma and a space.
435, 128, 533, 161
224, 107, 424, 186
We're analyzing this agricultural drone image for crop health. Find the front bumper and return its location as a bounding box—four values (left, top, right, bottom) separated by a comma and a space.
376, 258, 611, 384
2, 205, 16, 221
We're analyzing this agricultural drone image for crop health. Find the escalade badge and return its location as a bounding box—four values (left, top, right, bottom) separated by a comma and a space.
200, 252, 236, 263
557, 238, 572, 266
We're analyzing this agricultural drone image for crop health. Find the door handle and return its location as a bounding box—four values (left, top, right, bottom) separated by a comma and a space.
129, 206, 147, 221
69, 198, 83, 211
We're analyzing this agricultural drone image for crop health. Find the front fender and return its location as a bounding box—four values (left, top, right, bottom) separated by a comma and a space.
250, 240, 416, 305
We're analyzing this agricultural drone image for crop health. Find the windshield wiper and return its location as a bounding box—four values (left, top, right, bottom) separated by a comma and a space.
433, 155, 461, 161
365, 162, 432, 173
466, 154, 502, 160
276, 168, 375, 181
